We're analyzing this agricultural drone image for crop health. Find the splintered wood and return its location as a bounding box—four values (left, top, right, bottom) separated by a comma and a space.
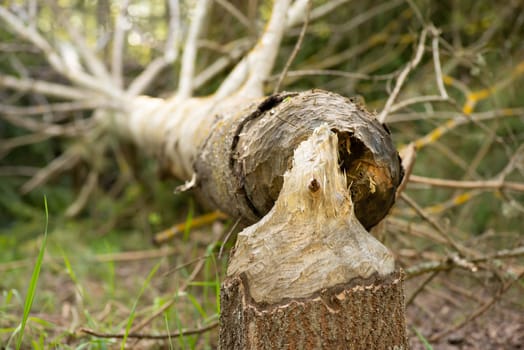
220, 124, 407, 349
227, 124, 395, 304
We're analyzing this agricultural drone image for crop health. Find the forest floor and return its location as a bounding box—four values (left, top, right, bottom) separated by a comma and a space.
406, 277, 524, 350
1, 213, 523, 349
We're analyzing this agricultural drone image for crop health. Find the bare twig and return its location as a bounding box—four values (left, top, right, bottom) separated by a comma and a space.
94, 247, 178, 263
1, 112, 93, 136
192, 39, 251, 90
111, 0, 130, 88
405, 246, 524, 278
65, 171, 99, 217
0, 73, 90, 100
127, 0, 182, 96
0, 100, 112, 116
400, 192, 467, 256
215, 0, 250, 28
0, 133, 52, 158
430, 26, 448, 99
130, 227, 222, 333
218, 217, 241, 259
20, 149, 82, 194
377, 27, 428, 123
273, 0, 311, 93
64, 23, 112, 83
429, 270, 524, 342
153, 211, 227, 244
406, 271, 439, 305
0, 166, 39, 177
388, 95, 449, 114
409, 175, 524, 192
79, 321, 218, 340
178, 0, 212, 98
0, 6, 123, 100
235, 0, 292, 98
269, 69, 399, 82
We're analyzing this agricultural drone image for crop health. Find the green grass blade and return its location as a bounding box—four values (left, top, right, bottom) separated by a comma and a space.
413, 326, 433, 350
15, 196, 49, 350
120, 260, 162, 350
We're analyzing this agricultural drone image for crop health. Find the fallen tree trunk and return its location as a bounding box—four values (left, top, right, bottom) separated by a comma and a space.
220, 124, 407, 349
112, 89, 402, 230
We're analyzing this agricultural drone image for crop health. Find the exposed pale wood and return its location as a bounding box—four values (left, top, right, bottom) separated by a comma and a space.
220, 125, 407, 349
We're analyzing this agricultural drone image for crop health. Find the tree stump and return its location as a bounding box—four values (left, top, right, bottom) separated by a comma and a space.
219, 125, 408, 349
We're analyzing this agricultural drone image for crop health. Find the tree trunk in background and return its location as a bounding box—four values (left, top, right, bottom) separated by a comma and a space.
218, 124, 407, 349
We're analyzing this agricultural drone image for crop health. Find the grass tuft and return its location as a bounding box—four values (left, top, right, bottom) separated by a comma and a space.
14, 196, 49, 350
120, 260, 162, 349
413, 326, 433, 350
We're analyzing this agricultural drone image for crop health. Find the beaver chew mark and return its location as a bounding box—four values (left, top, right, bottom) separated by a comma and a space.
336, 131, 382, 229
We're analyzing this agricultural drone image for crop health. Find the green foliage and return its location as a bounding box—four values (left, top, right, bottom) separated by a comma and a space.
14, 197, 48, 350
1, 0, 523, 347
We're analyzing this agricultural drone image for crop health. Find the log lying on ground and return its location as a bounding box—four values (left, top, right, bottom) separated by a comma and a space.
219, 125, 407, 349
116, 90, 401, 229
192, 90, 403, 229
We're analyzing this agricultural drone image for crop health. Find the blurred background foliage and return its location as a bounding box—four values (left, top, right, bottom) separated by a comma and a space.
1, 0, 523, 348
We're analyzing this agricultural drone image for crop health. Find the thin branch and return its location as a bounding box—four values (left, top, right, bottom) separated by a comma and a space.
406, 271, 439, 305
79, 322, 218, 340
269, 69, 399, 81
430, 26, 448, 98
65, 170, 98, 217
409, 175, 524, 192
165, 0, 181, 62
127, 0, 182, 96
236, 0, 292, 98
64, 22, 112, 83
111, 0, 130, 88
20, 149, 82, 194
377, 27, 428, 123
331, 0, 404, 34
0, 100, 113, 116
388, 95, 449, 113
273, 0, 311, 93
0, 6, 123, 100
400, 192, 468, 257
1, 112, 93, 136
429, 270, 524, 342
95, 247, 178, 263
178, 0, 212, 98
0, 73, 90, 100
218, 217, 241, 259
215, 0, 250, 28
130, 227, 222, 333
0, 133, 53, 159
287, 0, 355, 28
0, 166, 39, 177
192, 39, 250, 90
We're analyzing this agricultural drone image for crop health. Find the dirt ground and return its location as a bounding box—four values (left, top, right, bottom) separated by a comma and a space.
407, 283, 524, 349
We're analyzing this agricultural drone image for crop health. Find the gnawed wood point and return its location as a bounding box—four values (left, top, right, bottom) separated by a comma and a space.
220, 124, 408, 349
227, 124, 395, 304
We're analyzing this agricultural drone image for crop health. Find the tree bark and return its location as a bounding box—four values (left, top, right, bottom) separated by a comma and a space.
219, 124, 407, 349
113, 89, 402, 229
220, 272, 407, 350
192, 89, 402, 229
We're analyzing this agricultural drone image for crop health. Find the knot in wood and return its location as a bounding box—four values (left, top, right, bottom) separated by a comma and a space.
308, 178, 320, 192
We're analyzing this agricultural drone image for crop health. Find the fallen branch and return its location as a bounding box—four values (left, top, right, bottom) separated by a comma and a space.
79, 322, 218, 340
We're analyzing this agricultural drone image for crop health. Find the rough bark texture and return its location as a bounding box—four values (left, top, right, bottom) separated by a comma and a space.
219, 125, 407, 349
219, 272, 408, 350
195, 89, 403, 229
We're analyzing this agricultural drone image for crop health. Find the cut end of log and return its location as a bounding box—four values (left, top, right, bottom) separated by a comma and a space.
227, 124, 395, 304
